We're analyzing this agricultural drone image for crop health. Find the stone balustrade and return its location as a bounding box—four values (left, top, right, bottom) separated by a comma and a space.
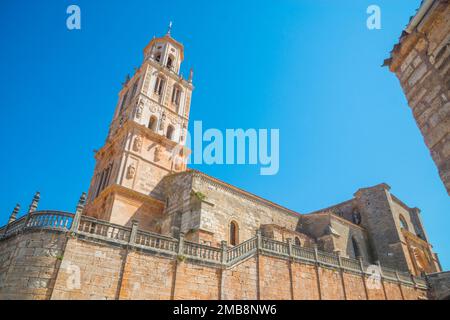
0, 210, 428, 289
1, 210, 74, 238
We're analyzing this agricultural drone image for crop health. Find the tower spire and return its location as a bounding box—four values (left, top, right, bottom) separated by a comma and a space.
166, 21, 173, 36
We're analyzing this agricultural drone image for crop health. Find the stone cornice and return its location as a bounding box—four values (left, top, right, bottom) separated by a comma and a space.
97, 120, 189, 160
90, 184, 165, 208
385, 0, 446, 72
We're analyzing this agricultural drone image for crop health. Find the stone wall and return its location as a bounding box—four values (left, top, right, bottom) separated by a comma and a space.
0, 230, 67, 300
0, 228, 429, 300
51, 238, 428, 300
387, 0, 450, 195
51, 237, 125, 300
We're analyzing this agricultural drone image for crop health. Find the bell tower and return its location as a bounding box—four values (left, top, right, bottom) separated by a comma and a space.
84, 24, 194, 231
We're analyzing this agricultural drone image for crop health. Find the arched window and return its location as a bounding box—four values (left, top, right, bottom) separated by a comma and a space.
154, 77, 165, 96
294, 237, 301, 246
148, 116, 157, 131
166, 125, 175, 140
155, 53, 161, 63
399, 215, 409, 231
352, 237, 361, 258
229, 221, 239, 246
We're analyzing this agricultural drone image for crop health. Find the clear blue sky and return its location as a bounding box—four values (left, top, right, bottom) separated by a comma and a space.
0, 0, 448, 269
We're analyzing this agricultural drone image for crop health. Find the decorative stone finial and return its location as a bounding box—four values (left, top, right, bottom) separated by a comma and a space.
122, 74, 131, 86
28, 192, 40, 214
188, 68, 194, 83
8, 204, 20, 224
76, 192, 87, 212
71, 192, 87, 233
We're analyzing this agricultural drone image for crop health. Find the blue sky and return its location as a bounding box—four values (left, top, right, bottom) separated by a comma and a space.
0, 0, 448, 269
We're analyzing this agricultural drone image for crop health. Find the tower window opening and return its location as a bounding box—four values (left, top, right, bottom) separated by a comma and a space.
171, 86, 182, 107
295, 237, 301, 246
166, 125, 175, 140
148, 116, 158, 131
154, 77, 165, 96
167, 56, 173, 69
155, 53, 161, 63
229, 221, 239, 246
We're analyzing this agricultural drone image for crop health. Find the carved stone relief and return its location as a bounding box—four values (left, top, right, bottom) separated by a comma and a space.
160, 112, 167, 131
154, 146, 163, 162
133, 135, 143, 152
135, 102, 144, 119
126, 164, 136, 180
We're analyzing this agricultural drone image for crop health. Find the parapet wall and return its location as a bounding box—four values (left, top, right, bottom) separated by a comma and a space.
0, 211, 429, 300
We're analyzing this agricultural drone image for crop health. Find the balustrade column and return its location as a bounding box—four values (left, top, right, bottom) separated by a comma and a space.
287, 238, 293, 258
219, 240, 228, 301
221, 241, 228, 265
129, 220, 139, 244
286, 238, 295, 300
178, 232, 185, 255
313, 244, 319, 263
256, 230, 262, 250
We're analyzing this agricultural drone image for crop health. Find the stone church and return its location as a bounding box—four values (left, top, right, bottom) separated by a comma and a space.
0, 20, 446, 300
82, 26, 441, 276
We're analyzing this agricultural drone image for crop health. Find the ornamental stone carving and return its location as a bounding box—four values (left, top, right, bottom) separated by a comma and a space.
160, 112, 166, 131
169, 115, 181, 125
149, 101, 158, 113
133, 135, 143, 152
154, 146, 163, 162
126, 164, 136, 180
135, 102, 144, 119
